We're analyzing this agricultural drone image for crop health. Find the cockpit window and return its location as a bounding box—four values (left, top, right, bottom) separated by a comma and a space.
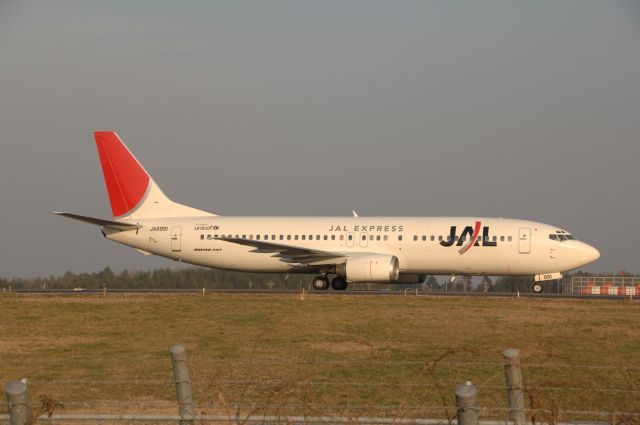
550, 233, 576, 241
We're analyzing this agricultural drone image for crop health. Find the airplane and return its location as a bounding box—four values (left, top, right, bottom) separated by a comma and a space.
54, 131, 600, 293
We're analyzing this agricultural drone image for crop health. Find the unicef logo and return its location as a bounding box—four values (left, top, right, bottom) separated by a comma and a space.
194, 224, 221, 231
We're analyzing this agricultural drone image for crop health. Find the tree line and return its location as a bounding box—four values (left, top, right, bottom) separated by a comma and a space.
1, 267, 629, 293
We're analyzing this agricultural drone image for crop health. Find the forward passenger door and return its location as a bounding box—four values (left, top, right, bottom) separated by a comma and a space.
518, 227, 531, 254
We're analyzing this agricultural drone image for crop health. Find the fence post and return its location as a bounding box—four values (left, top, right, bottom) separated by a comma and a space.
170, 344, 195, 425
503, 348, 526, 425
4, 381, 30, 425
455, 381, 478, 425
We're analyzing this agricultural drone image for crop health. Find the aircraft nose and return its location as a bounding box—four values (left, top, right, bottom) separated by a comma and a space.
579, 243, 600, 265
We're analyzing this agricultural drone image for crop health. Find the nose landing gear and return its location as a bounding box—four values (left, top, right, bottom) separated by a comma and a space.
532, 282, 543, 293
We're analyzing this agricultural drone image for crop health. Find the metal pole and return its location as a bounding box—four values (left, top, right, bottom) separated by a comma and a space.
455, 381, 478, 425
503, 348, 526, 425
5, 381, 30, 425
169, 344, 195, 425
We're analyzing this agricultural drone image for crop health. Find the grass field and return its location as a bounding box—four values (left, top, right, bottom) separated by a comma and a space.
0, 293, 638, 421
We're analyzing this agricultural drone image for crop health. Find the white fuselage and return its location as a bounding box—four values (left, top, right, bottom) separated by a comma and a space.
59, 132, 601, 287
106, 216, 599, 278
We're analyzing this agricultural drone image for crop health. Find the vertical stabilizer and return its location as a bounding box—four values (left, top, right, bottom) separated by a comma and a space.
94, 131, 214, 219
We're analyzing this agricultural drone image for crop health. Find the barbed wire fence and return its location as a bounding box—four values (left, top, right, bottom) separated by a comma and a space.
2, 345, 639, 425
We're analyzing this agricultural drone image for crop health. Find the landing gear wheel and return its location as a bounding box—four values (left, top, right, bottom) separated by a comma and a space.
532, 282, 543, 294
312, 275, 330, 290
331, 276, 348, 291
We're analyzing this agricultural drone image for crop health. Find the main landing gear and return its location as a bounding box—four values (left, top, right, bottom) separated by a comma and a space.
312, 275, 330, 290
331, 276, 348, 291
311, 275, 348, 291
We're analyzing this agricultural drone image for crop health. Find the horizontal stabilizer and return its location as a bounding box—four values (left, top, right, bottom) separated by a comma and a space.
52, 212, 141, 231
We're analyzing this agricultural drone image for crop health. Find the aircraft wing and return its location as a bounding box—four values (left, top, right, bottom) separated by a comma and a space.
220, 237, 347, 265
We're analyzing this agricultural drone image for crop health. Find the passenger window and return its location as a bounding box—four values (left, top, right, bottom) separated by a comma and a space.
362, 235, 366, 241
508, 236, 512, 242
200, 234, 204, 240
383, 235, 388, 241
264, 235, 268, 240
316, 235, 320, 240
279, 235, 284, 240
438, 236, 443, 241
295, 235, 299, 240
413, 235, 418, 241
340, 235, 344, 241
242, 234, 246, 239
235, 234, 239, 238
271, 235, 275, 240
287, 235, 291, 240
477, 236, 482, 242
348, 235, 353, 241
324, 235, 328, 240
376, 235, 381, 241
256, 235, 260, 240
302, 235, 306, 240
422, 235, 426, 241
500, 236, 505, 242
331, 235, 336, 240
493, 236, 497, 242
431, 236, 435, 241
370, 235, 374, 241
398, 235, 403, 241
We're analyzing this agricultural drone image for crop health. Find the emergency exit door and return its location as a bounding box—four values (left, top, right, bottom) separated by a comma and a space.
518, 227, 531, 254
171, 226, 182, 252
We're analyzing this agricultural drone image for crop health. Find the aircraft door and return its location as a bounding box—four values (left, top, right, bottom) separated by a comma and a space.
518, 227, 531, 254
360, 232, 369, 248
171, 226, 182, 252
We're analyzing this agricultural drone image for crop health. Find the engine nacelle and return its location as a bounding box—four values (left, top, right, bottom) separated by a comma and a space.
335, 254, 400, 283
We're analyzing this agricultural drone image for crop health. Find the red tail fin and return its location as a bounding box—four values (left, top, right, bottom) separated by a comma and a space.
94, 131, 150, 218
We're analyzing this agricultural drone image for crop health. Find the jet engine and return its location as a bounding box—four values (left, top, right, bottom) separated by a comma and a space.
335, 254, 400, 283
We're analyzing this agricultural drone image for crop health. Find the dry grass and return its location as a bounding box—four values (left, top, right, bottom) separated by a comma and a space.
0, 293, 638, 420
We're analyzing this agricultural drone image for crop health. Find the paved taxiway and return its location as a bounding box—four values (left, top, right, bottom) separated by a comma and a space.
6, 288, 636, 301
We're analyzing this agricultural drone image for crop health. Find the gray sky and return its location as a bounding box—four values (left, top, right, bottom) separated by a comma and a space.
1, 1, 639, 277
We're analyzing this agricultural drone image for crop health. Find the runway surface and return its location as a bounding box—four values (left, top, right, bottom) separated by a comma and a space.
5, 288, 636, 301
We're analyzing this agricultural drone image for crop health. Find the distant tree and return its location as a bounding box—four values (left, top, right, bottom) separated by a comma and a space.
492, 276, 534, 293
476, 276, 493, 292
423, 275, 439, 291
